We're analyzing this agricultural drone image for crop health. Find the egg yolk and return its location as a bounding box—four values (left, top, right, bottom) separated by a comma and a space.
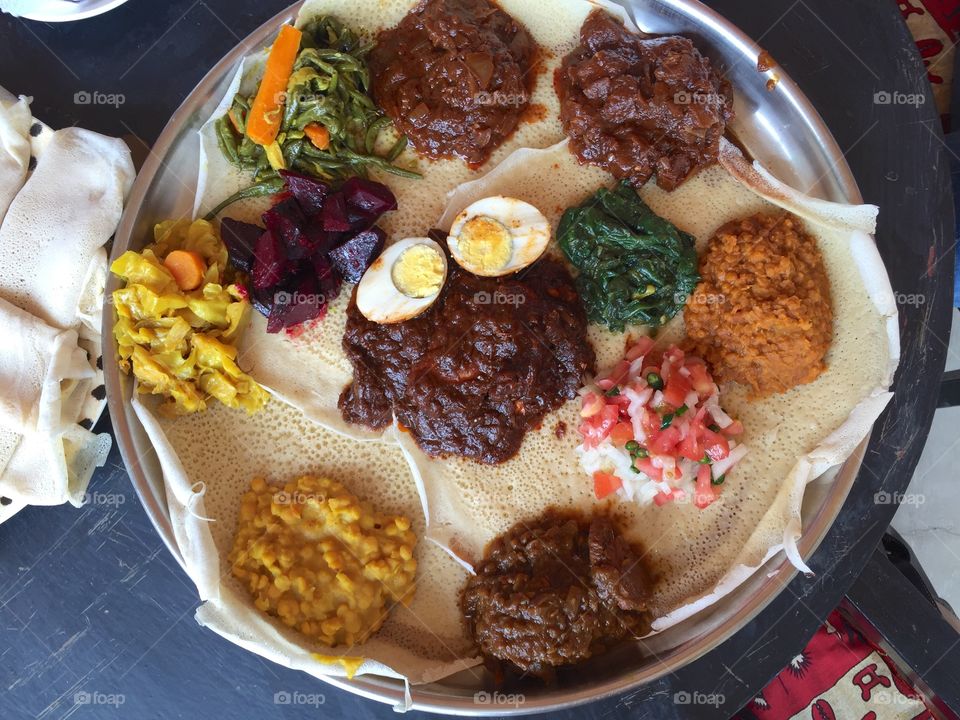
457, 216, 512, 273
391, 244, 445, 298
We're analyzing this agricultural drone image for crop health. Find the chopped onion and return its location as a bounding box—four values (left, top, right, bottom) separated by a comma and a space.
661, 358, 673, 382
581, 392, 605, 417
705, 393, 733, 428
712, 443, 749, 479
577, 383, 600, 397
575, 342, 745, 511
624, 385, 653, 416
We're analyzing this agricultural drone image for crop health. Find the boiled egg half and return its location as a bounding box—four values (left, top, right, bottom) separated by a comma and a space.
356, 237, 447, 323
447, 196, 550, 277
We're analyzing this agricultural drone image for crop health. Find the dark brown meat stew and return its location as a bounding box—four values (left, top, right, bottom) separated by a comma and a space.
556, 9, 734, 191
339, 253, 595, 464
369, 0, 537, 166
462, 510, 651, 679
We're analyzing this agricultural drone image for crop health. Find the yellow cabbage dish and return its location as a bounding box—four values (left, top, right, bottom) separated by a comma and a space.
111, 219, 268, 416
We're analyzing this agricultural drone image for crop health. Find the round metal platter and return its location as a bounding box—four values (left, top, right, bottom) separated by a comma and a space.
104, 0, 871, 714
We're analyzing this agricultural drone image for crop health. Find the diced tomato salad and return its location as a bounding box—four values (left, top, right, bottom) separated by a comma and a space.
577, 338, 747, 509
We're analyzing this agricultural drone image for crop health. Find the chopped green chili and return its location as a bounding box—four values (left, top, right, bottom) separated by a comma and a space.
203, 176, 287, 222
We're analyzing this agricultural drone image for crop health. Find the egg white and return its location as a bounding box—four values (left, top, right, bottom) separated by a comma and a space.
355, 237, 448, 323
447, 196, 551, 277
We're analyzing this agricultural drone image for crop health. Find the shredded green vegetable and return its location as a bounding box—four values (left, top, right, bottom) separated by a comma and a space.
557, 181, 700, 331
212, 16, 419, 215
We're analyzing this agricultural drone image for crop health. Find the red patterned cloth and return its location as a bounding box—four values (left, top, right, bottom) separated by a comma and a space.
898, 0, 959, 128
735, 610, 934, 719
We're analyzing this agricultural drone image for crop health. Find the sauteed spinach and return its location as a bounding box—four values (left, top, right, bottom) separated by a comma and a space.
557, 181, 699, 331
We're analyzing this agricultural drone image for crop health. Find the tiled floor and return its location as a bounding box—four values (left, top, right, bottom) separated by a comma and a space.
891, 308, 960, 612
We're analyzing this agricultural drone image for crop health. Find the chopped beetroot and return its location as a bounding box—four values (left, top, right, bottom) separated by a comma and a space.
341, 177, 398, 217
279, 170, 330, 216
304, 216, 340, 256
265, 273, 299, 333
241, 172, 398, 331
265, 301, 287, 333
271, 189, 293, 205
348, 207, 372, 231
321, 192, 351, 232
263, 197, 309, 259
252, 230, 287, 289
266, 271, 324, 333
329, 226, 386, 283
249, 284, 274, 317
284, 273, 325, 327
220, 217, 261, 274
313, 253, 342, 299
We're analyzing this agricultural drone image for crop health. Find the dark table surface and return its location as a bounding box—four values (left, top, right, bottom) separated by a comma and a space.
0, 1, 953, 719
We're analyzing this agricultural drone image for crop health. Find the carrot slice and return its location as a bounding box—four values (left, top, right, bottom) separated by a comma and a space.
246, 25, 303, 147
164, 250, 207, 291
303, 122, 330, 150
